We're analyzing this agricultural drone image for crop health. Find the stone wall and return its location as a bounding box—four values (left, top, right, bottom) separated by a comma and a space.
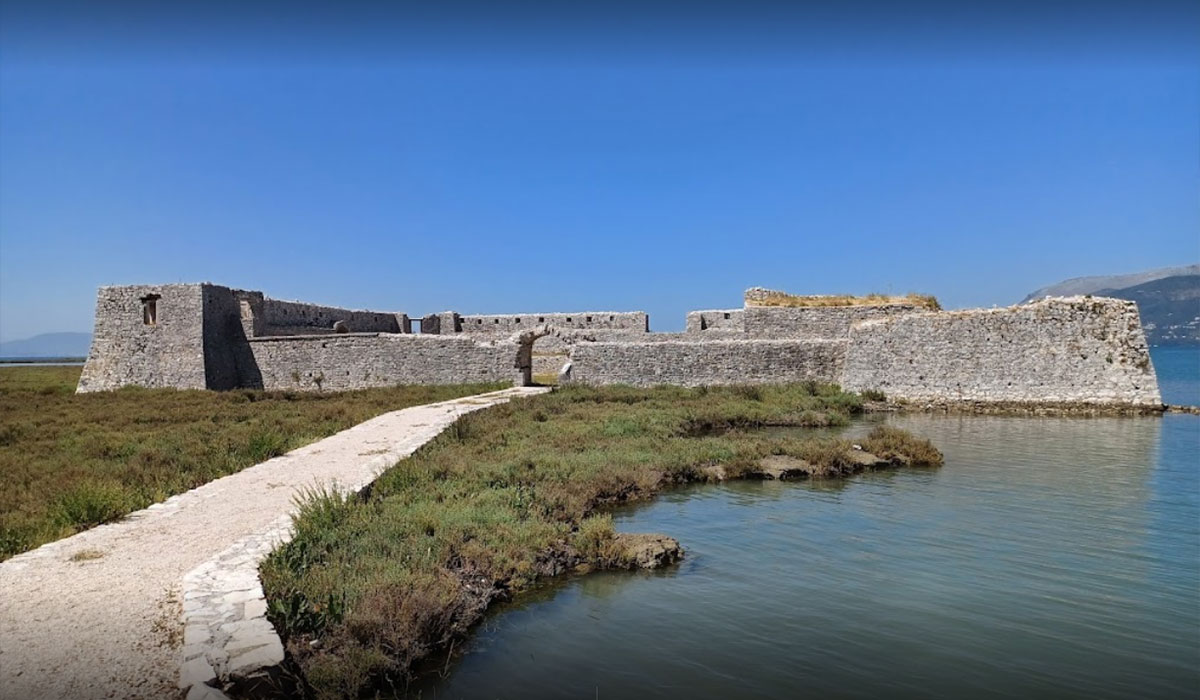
81, 284, 412, 392
247, 334, 525, 390
78, 283, 1164, 407
426, 311, 649, 378
566, 339, 848, 387
685, 309, 745, 333
238, 293, 404, 337
441, 311, 649, 336
841, 297, 1161, 406
742, 305, 923, 339
202, 285, 259, 391
79, 284, 210, 392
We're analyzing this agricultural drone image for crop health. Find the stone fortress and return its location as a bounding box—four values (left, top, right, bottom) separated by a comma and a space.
78, 283, 1162, 408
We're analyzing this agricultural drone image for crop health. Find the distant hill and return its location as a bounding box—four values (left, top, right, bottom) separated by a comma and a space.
1095, 275, 1200, 345
1023, 266, 1200, 345
0, 332, 91, 358
1022, 264, 1200, 302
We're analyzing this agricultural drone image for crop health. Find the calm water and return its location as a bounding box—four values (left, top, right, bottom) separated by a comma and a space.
413, 362, 1200, 699
1153, 346, 1200, 407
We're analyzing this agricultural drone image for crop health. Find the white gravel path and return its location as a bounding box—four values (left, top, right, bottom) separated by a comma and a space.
0, 387, 548, 700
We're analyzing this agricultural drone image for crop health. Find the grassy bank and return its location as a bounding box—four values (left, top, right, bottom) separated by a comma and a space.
0, 366, 500, 559
261, 384, 942, 698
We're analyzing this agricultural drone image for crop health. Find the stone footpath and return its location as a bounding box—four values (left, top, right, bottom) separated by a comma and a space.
0, 387, 549, 700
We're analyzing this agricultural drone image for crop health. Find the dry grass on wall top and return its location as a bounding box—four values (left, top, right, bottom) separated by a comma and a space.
0, 366, 502, 560
745, 289, 942, 310
260, 383, 943, 699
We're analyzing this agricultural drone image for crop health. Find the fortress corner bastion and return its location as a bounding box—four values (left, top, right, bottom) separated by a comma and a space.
77, 283, 1161, 408
840, 296, 1161, 407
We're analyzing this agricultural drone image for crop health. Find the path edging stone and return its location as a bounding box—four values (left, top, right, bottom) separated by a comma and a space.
176, 387, 549, 697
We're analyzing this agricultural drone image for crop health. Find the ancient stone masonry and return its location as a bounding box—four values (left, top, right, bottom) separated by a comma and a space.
425, 310, 650, 376
437, 310, 649, 335
80, 284, 420, 392
235, 291, 406, 337
685, 309, 744, 334
741, 305, 923, 339
569, 340, 848, 387
79, 285, 211, 392
247, 333, 527, 390
79, 283, 1162, 407
841, 297, 1161, 406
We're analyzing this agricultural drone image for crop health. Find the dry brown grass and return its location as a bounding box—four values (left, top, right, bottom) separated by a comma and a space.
746, 290, 941, 310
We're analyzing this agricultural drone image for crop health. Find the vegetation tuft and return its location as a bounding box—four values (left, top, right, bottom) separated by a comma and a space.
0, 366, 500, 559
860, 388, 888, 402
260, 383, 942, 698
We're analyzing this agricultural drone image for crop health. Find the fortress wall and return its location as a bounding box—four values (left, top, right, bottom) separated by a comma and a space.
448, 311, 649, 335
685, 309, 745, 333
742, 305, 924, 339
532, 354, 570, 377
201, 286, 258, 390
566, 339, 848, 387
79, 284, 210, 392
437, 311, 648, 376
841, 297, 1162, 406
251, 297, 404, 336
76, 283, 1164, 407
246, 334, 523, 391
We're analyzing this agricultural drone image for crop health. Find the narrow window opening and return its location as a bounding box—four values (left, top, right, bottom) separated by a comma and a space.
515, 318, 521, 323
567, 317, 573, 323
141, 294, 160, 325
586, 316, 593, 322
724, 312, 731, 320
609, 315, 614, 321
494, 318, 499, 324
538, 317, 545, 323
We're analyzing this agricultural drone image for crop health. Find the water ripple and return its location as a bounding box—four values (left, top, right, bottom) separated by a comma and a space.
410, 414, 1200, 700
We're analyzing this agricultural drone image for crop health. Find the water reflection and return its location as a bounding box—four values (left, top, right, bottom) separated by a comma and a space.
409, 413, 1197, 700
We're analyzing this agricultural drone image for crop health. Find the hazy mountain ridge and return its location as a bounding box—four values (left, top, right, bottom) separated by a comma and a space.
1022, 264, 1200, 302
0, 332, 91, 358
1095, 275, 1200, 345
1024, 266, 1200, 345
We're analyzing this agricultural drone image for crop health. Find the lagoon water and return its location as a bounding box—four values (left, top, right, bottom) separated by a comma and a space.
413, 349, 1200, 699
1153, 345, 1200, 407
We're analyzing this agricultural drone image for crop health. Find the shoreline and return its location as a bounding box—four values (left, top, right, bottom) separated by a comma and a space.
254, 386, 945, 700
865, 399, 1191, 417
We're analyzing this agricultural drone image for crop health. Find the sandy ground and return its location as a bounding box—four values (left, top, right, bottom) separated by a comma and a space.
0, 387, 548, 700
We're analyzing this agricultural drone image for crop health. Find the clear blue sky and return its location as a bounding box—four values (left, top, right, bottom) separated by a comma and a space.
1, 1, 1197, 340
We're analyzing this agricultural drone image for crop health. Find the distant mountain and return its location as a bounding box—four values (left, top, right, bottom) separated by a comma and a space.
1095, 275, 1200, 345
1022, 266, 1200, 345
0, 332, 91, 358
1022, 264, 1200, 302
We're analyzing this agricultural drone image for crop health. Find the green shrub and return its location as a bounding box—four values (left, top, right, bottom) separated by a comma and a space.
245, 430, 290, 462
54, 481, 132, 529
262, 384, 943, 698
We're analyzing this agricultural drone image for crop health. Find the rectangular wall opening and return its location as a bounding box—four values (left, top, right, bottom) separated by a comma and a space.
141, 294, 161, 325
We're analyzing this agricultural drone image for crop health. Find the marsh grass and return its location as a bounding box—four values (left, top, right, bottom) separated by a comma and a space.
0, 366, 500, 559
261, 384, 942, 698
